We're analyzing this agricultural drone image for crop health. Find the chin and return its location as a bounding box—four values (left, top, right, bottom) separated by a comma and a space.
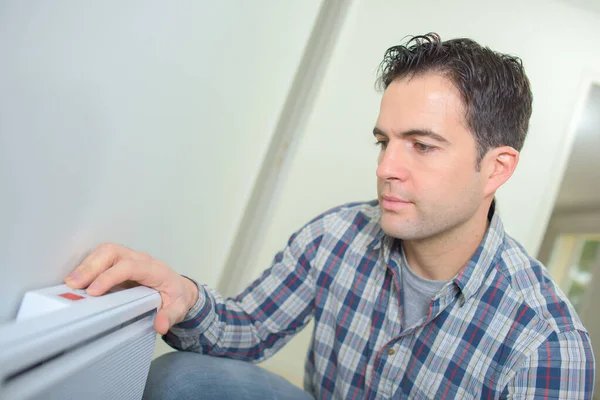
381, 216, 412, 239
380, 211, 435, 240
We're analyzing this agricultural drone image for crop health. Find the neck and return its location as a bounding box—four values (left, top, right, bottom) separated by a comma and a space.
402, 202, 492, 281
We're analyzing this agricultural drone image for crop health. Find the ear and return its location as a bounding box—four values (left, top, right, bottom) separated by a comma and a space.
481, 146, 519, 197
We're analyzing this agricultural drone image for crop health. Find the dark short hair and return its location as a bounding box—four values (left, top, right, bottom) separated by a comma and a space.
377, 33, 533, 165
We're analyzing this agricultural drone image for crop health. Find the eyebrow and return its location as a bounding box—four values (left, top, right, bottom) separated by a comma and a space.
372, 127, 450, 144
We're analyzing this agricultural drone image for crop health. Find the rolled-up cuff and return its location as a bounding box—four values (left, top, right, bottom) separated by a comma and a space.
175, 276, 213, 329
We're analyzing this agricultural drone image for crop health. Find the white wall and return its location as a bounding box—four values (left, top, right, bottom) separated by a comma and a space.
252, 0, 600, 387
0, 1, 323, 323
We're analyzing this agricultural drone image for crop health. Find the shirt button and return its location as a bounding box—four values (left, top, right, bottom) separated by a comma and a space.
387, 348, 396, 355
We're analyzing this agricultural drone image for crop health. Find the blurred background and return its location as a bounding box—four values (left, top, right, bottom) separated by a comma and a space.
1, 0, 599, 395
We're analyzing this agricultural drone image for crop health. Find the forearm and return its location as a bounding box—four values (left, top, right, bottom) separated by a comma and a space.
163, 214, 324, 361
164, 279, 314, 362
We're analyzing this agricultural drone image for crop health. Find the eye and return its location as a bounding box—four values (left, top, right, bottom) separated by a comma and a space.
414, 142, 435, 153
374, 140, 388, 150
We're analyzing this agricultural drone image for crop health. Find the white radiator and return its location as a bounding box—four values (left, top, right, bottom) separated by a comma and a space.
0, 284, 161, 400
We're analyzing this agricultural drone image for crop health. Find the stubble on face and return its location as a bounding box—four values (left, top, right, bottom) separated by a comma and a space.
375, 74, 485, 243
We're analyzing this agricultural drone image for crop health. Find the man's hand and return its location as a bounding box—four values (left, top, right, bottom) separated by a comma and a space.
64, 243, 199, 335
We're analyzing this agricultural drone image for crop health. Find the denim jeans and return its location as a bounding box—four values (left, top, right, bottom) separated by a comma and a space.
143, 352, 315, 400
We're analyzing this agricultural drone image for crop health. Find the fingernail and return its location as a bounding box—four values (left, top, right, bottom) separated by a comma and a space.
87, 281, 100, 292
66, 271, 81, 282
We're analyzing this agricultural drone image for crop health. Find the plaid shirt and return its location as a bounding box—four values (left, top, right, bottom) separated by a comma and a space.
165, 201, 595, 399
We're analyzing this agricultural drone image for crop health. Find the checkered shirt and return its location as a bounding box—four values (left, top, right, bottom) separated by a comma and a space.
165, 201, 595, 399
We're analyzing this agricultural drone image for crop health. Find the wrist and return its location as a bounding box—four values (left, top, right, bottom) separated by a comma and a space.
181, 275, 199, 313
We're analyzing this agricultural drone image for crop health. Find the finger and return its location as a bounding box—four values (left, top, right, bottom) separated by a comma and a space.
154, 302, 188, 335
65, 243, 144, 289
86, 258, 165, 296
154, 309, 171, 335
66, 243, 124, 288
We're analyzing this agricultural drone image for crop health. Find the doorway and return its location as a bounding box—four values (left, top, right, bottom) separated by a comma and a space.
538, 82, 600, 398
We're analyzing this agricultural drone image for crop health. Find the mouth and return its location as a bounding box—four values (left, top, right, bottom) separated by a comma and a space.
380, 195, 412, 211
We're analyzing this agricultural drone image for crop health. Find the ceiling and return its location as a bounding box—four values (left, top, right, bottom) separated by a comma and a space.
554, 84, 600, 213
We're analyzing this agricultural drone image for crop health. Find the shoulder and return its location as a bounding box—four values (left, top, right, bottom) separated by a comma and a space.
313, 200, 380, 222
292, 200, 382, 253
303, 200, 381, 233
495, 234, 586, 334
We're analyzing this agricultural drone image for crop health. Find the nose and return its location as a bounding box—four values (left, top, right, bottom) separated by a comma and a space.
376, 143, 409, 182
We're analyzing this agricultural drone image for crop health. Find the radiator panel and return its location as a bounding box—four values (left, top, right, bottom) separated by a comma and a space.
3, 315, 157, 400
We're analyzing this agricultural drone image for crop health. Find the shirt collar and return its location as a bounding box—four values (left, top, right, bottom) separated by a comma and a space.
452, 201, 505, 301
368, 200, 505, 301
367, 229, 386, 251
367, 206, 385, 251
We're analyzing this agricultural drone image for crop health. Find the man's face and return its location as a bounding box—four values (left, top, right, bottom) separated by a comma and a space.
375, 73, 486, 240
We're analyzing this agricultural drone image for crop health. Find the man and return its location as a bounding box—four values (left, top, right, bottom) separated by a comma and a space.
66, 33, 595, 399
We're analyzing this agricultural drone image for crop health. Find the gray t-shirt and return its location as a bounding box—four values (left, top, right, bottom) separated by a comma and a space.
400, 249, 449, 329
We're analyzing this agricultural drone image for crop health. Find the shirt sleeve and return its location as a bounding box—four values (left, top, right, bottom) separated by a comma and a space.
161, 215, 325, 363
502, 329, 595, 399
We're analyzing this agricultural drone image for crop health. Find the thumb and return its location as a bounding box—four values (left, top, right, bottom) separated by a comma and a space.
154, 308, 175, 335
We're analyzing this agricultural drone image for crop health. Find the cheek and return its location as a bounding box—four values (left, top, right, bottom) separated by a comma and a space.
415, 162, 471, 198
